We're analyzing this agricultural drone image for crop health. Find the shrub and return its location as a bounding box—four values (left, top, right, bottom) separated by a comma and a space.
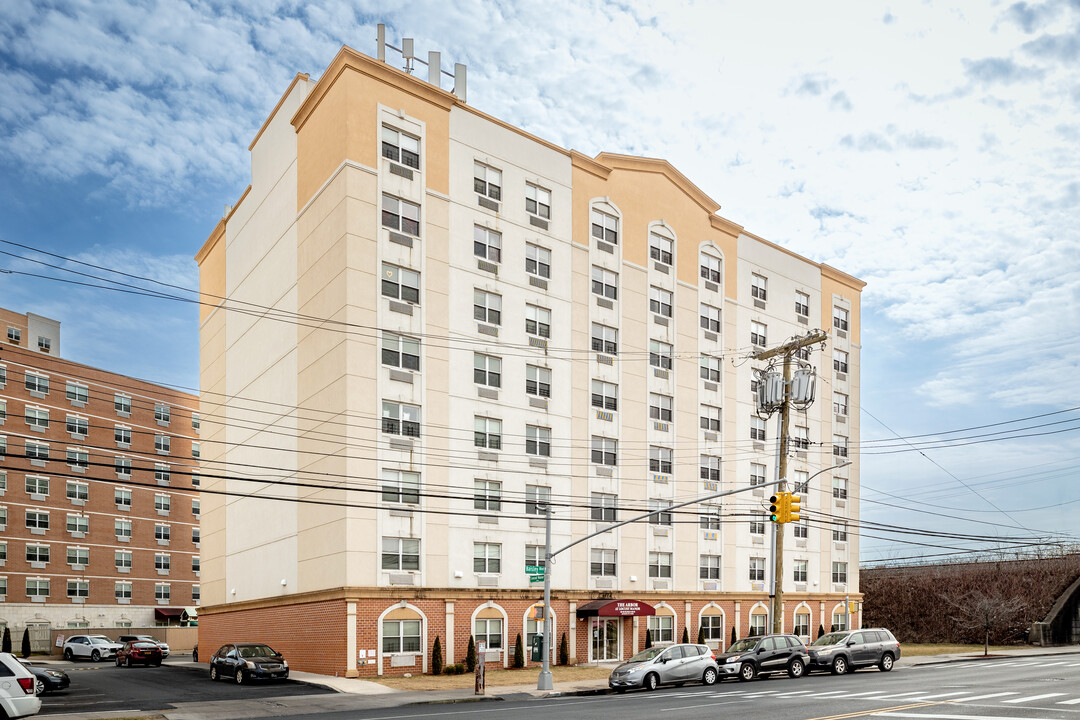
513, 633, 524, 668
21, 628, 31, 658
443, 663, 465, 675
465, 636, 477, 672
681, 627, 689, 644
644, 629, 653, 649
697, 626, 705, 644
1, 628, 11, 654
818, 624, 826, 640
558, 632, 569, 666
431, 636, 443, 676
730, 626, 737, 646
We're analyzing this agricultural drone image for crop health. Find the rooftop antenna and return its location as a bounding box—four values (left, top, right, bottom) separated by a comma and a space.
375, 23, 467, 102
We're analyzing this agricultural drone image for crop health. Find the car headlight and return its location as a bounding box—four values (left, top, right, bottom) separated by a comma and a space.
726, 656, 740, 664
282, 660, 288, 668
45, 671, 63, 678
245, 661, 256, 669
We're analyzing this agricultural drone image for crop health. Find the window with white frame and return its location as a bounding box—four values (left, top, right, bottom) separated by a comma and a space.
474, 617, 503, 649
792, 425, 810, 450
155, 464, 170, 484
795, 291, 810, 317
833, 476, 848, 500
473, 225, 502, 262
591, 265, 618, 300
382, 401, 421, 437
381, 264, 421, 304
649, 499, 673, 526
26, 544, 49, 563
590, 380, 617, 411
834, 349, 849, 374
591, 436, 617, 466
750, 512, 766, 535
700, 304, 721, 332
192, 441, 200, 459
7, 327, 20, 343
749, 612, 768, 636
66, 579, 89, 598
525, 304, 551, 338
192, 556, 200, 573
0, 365, 5, 384
115, 518, 132, 538
749, 556, 766, 582
114, 394, 131, 414
26, 578, 50, 597
381, 194, 421, 236
649, 552, 672, 578
751, 417, 767, 441
525, 546, 545, 571
590, 208, 619, 245
649, 393, 673, 422
25, 475, 49, 496
66, 415, 88, 436
154, 403, 171, 424
649, 286, 672, 317
832, 522, 849, 542
25, 371, 49, 394
525, 365, 551, 398
26, 509, 49, 530
473, 543, 501, 573
67, 448, 88, 468
700, 355, 721, 382
700, 455, 721, 482
525, 182, 551, 219
473, 479, 501, 512
750, 321, 767, 347
192, 528, 200, 545
191, 473, 200, 487
115, 426, 131, 445
833, 392, 848, 416
0, 398, 5, 421
155, 435, 170, 453
115, 550, 132, 569
794, 612, 810, 637
700, 404, 721, 432
700, 505, 722, 530
381, 125, 420, 168
66, 514, 88, 534
25, 439, 49, 459
648, 615, 673, 643
701, 254, 721, 283
473, 353, 502, 388
525, 243, 551, 279
792, 470, 809, 494
115, 581, 132, 599
192, 413, 200, 431
832, 609, 848, 631
66, 481, 88, 502
590, 493, 617, 522
0, 541, 6, 562
700, 554, 721, 580
65, 382, 88, 404
473, 289, 502, 325
590, 548, 616, 576
833, 434, 848, 457
650, 339, 673, 370
115, 488, 132, 508
525, 484, 550, 515
793, 517, 809, 539
751, 273, 768, 301
525, 426, 551, 457
474, 162, 501, 200
649, 232, 673, 265
702, 614, 724, 639
155, 553, 170, 571
381, 537, 420, 570
192, 499, 200, 517
832, 562, 848, 584
833, 306, 849, 331
793, 559, 808, 583
383, 619, 422, 653
154, 524, 170, 542
154, 494, 171, 513
591, 323, 618, 355
25, 406, 50, 430
155, 583, 170, 601
382, 332, 421, 371
474, 416, 502, 450
649, 446, 672, 474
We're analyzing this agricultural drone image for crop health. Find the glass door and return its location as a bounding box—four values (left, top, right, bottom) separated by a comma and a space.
591, 618, 620, 661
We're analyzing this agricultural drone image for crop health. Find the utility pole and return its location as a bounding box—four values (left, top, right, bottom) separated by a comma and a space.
754, 330, 827, 634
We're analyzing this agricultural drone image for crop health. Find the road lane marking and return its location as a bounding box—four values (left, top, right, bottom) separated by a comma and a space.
831, 691, 888, 698
874, 692, 932, 700
876, 714, 1063, 720
1066, 662, 1080, 667
803, 690, 861, 697
1057, 698, 1080, 705
803, 700, 941, 720
913, 692, 972, 700
1003, 692, 1066, 703
947, 692, 1018, 702
1032, 661, 1069, 667
772, 690, 815, 697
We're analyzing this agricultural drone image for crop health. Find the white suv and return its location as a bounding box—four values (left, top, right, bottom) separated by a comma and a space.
62, 635, 123, 662
0, 652, 41, 718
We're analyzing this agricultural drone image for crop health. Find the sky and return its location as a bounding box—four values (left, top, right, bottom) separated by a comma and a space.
0, 0, 1078, 564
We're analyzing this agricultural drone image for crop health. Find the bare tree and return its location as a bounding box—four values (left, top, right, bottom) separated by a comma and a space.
942, 589, 1028, 656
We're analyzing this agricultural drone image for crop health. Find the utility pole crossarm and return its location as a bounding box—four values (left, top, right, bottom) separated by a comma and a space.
753, 330, 828, 361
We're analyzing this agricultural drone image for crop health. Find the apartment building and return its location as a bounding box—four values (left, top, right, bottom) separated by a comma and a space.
195, 41, 864, 677
0, 308, 200, 652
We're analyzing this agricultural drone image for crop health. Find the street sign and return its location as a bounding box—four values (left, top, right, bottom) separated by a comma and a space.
526, 565, 545, 582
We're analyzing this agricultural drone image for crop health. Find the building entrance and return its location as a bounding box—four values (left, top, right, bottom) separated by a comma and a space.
590, 618, 619, 662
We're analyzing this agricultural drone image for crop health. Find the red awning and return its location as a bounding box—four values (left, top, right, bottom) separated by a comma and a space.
576, 599, 656, 618
155, 607, 185, 619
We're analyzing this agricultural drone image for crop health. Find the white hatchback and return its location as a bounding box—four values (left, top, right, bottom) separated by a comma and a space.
0, 652, 41, 719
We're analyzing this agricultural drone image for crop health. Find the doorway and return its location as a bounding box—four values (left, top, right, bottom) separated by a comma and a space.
590, 618, 619, 662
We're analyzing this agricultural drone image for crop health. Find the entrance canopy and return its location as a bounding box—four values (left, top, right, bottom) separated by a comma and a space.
577, 599, 655, 618
154, 607, 184, 620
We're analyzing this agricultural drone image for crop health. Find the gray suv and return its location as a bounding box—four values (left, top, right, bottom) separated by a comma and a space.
715, 634, 809, 681
808, 628, 901, 674
608, 643, 719, 691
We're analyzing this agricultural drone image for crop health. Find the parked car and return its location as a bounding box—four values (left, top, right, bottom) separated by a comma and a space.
608, 643, 719, 692
116, 641, 163, 667
808, 628, 901, 674
18, 659, 70, 695
0, 652, 42, 719
117, 635, 170, 658
208, 643, 289, 684
715, 634, 809, 681
62, 635, 123, 662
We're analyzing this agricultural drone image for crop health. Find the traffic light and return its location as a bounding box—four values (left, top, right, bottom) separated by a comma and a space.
787, 494, 801, 523
769, 493, 790, 523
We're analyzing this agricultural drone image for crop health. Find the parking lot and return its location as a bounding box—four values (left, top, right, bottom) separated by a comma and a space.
36, 658, 333, 716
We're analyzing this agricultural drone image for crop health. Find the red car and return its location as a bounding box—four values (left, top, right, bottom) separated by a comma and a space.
116, 641, 163, 667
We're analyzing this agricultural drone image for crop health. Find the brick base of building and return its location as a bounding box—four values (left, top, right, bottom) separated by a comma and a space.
197, 588, 861, 678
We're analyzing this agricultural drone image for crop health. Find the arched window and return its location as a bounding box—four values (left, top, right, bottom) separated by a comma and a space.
699, 604, 725, 648
649, 604, 676, 644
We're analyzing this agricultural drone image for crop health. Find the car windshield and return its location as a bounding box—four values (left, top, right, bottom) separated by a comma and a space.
133, 642, 157, 648
627, 647, 665, 663
89, 638, 113, 645
813, 633, 850, 646
239, 645, 278, 658
727, 638, 759, 653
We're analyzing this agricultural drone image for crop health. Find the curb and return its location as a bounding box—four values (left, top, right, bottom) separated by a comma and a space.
407, 696, 504, 705
906, 650, 1080, 668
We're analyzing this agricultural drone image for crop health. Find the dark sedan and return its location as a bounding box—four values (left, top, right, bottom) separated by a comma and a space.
116, 641, 163, 667
209, 643, 289, 684
19, 660, 70, 694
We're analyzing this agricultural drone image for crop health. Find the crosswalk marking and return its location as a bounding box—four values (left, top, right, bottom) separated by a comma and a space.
874, 692, 932, 700
1066, 662, 1080, 667
801, 690, 860, 698
914, 692, 972, 700
771, 690, 814, 697
1003, 693, 1066, 704
948, 692, 1018, 702
832, 691, 888, 698
1032, 661, 1068, 667
1057, 698, 1080, 705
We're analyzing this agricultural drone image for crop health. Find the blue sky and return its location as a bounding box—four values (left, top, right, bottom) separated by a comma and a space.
1, 0, 1078, 562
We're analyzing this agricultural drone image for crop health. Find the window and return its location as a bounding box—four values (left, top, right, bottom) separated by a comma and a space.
115, 550, 132, 569
749, 613, 768, 636
192, 499, 200, 517
751, 273, 768, 301
474, 162, 501, 200
381, 537, 420, 570
701, 254, 722, 283
590, 548, 616, 576
834, 350, 849, 374
192, 556, 200, 573
473, 289, 502, 325
832, 610, 848, 631
700, 455, 721, 482
700, 554, 721, 580
590, 493, 617, 523
115, 488, 132, 508
750, 512, 766, 535
115, 581, 132, 599
700, 355, 721, 382
66, 481, 88, 502
192, 414, 200, 431
832, 522, 849, 542
590, 323, 617, 355
647, 615, 673, 644
192, 528, 200, 545
25, 371, 49, 394
700, 405, 721, 432
0, 542, 6, 562
115, 519, 132, 538
590, 380, 617, 411
792, 425, 810, 450
525, 243, 551, 279
833, 306, 849, 331
649, 233, 673, 265
525, 544, 546, 570
794, 613, 810, 636
833, 477, 848, 500
26, 510, 49, 530
649, 446, 672, 474
525, 182, 551, 219
473, 480, 501, 512
0, 365, 5, 384
793, 560, 808, 583
7, 326, 21, 343
591, 436, 616, 466
833, 435, 848, 458
67, 448, 88, 469
474, 417, 502, 450
473, 353, 502, 388
25, 475, 49, 496
649, 340, 673, 370
525, 365, 551, 398
750, 321, 767, 347
65, 382, 88, 404
66, 415, 88, 436
793, 518, 809, 539
649, 286, 672, 317
795, 291, 810, 317
115, 426, 131, 445
0, 506, 5, 527
649, 552, 672, 578
155, 553, 170, 571
381, 264, 421, 304
749, 557, 766, 582
381, 125, 420, 168
27, 578, 50, 597
155, 435, 170, 453
473, 543, 501, 573
25, 407, 49, 430
525, 426, 551, 457
155, 524, 170, 542
191, 474, 200, 487
590, 208, 618, 245
474, 617, 503, 649
700, 304, 721, 332
591, 266, 618, 300
382, 332, 421, 371
26, 544, 49, 563
383, 619, 422, 653
650, 499, 673, 526
700, 505, 722, 530
701, 614, 724, 640
154, 494, 171, 513
155, 464, 170, 484
66, 515, 89, 534
525, 305, 551, 339
115, 394, 131, 414
833, 393, 848, 416
381, 194, 420, 236
154, 403, 171, 424
155, 583, 170, 601
751, 417, 767, 441
525, 484, 550, 515
192, 442, 200, 459
792, 470, 809, 494
473, 225, 502, 262
832, 562, 848, 584
382, 401, 421, 437
0, 399, 4, 421
649, 393, 673, 422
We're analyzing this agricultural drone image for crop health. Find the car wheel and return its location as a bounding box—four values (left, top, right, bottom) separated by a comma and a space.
788, 659, 805, 679
35, 678, 46, 695
739, 662, 756, 682
879, 653, 894, 672
128, 657, 134, 667
210, 666, 219, 681
702, 667, 718, 686
91, 650, 101, 662
235, 669, 246, 685
643, 672, 659, 691
116, 657, 123, 667
831, 656, 848, 675
63, 648, 73, 661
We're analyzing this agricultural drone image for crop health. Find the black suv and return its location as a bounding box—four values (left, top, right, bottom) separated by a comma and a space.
808, 628, 900, 674
715, 634, 809, 681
